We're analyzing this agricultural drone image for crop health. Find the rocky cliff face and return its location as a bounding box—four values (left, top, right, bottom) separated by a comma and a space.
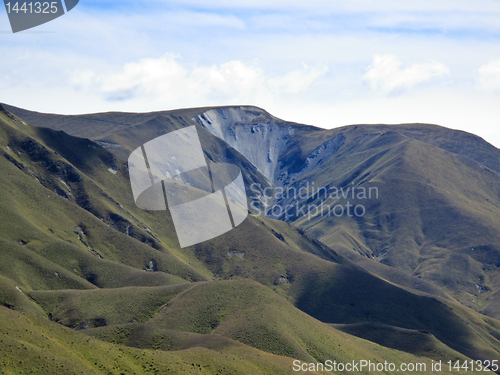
193, 106, 348, 220
193, 106, 346, 186
193, 107, 297, 184
192, 106, 351, 226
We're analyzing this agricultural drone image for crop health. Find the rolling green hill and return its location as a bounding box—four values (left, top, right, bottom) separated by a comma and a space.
24, 279, 473, 374
3, 103, 500, 373
0, 304, 328, 375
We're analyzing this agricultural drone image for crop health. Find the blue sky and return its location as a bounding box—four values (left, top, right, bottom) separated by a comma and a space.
1, 0, 500, 146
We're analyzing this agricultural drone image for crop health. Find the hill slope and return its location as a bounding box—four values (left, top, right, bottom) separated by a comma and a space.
3, 103, 500, 372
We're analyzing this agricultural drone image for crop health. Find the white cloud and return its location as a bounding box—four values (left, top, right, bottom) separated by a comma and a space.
268, 64, 328, 94
478, 59, 500, 91
72, 54, 327, 108
363, 54, 450, 93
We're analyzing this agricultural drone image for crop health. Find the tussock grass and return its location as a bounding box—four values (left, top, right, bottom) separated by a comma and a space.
0, 306, 318, 375
29, 284, 196, 328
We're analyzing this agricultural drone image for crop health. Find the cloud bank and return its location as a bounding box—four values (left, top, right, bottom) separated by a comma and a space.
363, 54, 450, 93
72, 54, 327, 107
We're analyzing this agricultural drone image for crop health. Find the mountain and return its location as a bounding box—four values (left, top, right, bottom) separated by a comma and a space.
191, 107, 500, 313
8, 103, 500, 313
2, 102, 500, 373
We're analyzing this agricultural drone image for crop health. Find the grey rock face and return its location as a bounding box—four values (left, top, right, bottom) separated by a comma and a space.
193, 107, 296, 184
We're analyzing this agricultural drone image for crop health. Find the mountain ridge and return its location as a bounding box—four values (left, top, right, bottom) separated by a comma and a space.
3, 103, 500, 373
5, 102, 500, 310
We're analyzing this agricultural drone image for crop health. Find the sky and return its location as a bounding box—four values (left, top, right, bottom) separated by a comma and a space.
1, 0, 500, 146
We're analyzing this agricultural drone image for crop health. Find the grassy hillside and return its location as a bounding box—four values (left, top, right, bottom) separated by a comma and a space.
27, 276, 500, 365
281, 123, 500, 315
0, 107, 208, 288
3, 103, 500, 373
144, 279, 469, 364
29, 284, 196, 329
29, 280, 469, 375
0, 305, 325, 375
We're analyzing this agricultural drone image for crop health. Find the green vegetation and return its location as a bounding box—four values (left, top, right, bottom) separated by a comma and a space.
2, 103, 500, 373
29, 284, 196, 328
0, 305, 319, 375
